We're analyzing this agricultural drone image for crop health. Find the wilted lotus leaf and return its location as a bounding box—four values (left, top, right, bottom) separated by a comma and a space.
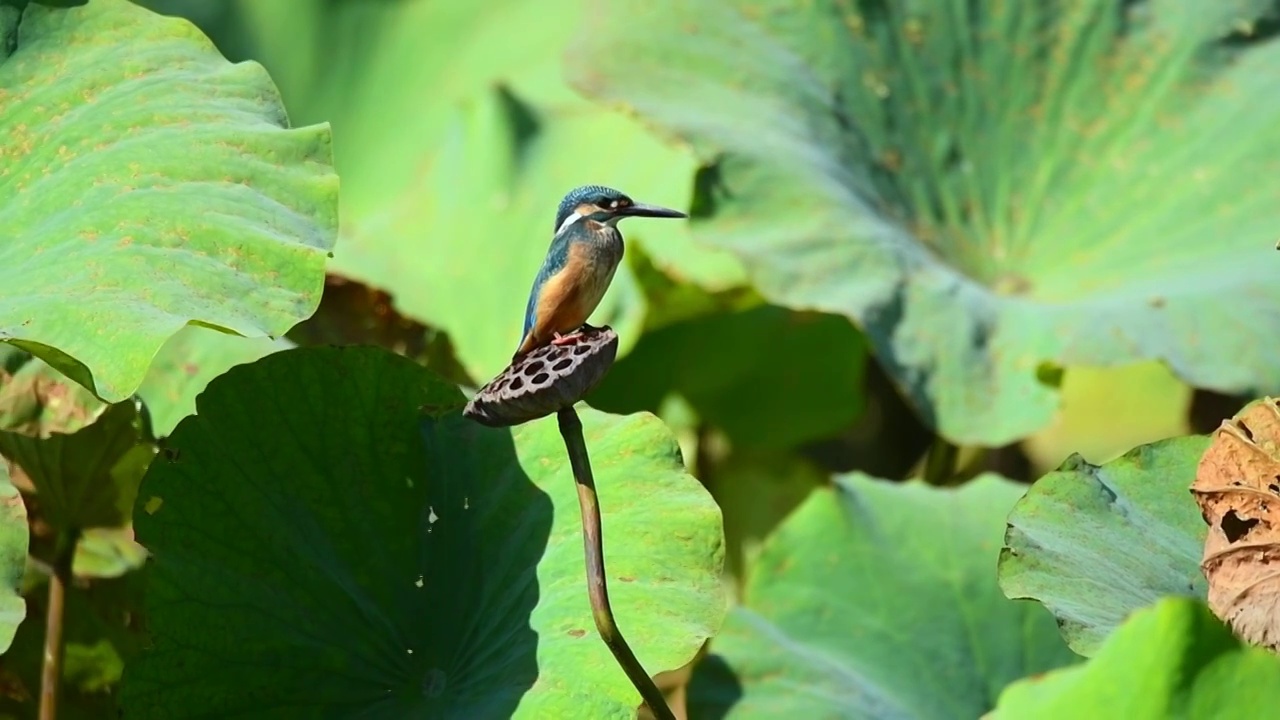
1192, 398, 1280, 651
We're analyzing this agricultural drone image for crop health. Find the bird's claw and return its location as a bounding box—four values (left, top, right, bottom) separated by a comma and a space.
551, 330, 586, 346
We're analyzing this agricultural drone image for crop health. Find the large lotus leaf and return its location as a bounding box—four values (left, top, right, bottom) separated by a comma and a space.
590, 305, 867, 451
1022, 361, 1192, 475
135, 324, 292, 437
0, 0, 336, 401
0, 461, 27, 654
999, 436, 1210, 657
688, 474, 1078, 719
121, 346, 726, 718
990, 597, 1280, 719
570, 0, 1280, 446
165, 0, 747, 380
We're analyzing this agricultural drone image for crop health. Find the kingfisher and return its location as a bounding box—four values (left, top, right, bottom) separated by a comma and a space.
512, 185, 686, 359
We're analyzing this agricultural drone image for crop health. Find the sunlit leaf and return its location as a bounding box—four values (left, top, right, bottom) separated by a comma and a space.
999, 436, 1209, 656
991, 597, 1280, 720
572, 0, 1280, 444
0, 0, 336, 400
689, 474, 1078, 719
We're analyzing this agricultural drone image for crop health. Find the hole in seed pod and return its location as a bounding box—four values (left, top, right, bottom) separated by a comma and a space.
510, 377, 524, 391
523, 361, 544, 376
492, 378, 507, 391
549, 347, 567, 361
1238, 420, 1256, 442
573, 345, 590, 356
1222, 509, 1259, 543
552, 358, 572, 371
532, 372, 550, 384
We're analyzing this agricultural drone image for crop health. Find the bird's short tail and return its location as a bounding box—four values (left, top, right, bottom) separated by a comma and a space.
512, 332, 536, 361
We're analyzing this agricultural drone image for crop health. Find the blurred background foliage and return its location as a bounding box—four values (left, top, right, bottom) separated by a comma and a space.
130, 0, 959, 592
125, 0, 1262, 548
5, 0, 1280, 717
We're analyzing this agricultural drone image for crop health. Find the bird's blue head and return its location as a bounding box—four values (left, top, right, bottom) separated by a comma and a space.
553, 184, 687, 235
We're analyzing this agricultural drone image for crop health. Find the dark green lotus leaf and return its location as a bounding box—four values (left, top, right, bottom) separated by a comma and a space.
689, 474, 1078, 719
999, 436, 1210, 657
122, 346, 725, 718
990, 597, 1280, 720
0, 0, 336, 401
0, 354, 152, 579
590, 304, 867, 450
571, 0, 1280, 445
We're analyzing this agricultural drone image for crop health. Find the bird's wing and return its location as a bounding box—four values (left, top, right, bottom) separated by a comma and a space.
521, 233, 573, 342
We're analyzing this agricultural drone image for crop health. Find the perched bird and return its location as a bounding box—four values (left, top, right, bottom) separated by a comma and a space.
513, 185, 686, 359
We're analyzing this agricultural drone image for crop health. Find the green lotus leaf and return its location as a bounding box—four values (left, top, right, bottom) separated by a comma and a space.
0, 461, 27, 654
990, 597, 1280, 720
121, 345, 725, 718
0, 353, 151, 580
160, 0, 746, 380
570, 0, 1280, 445
590, 305, 867, 451
688, 474, 1078, 719
0, 399, 152, 534
999, 436, 1210, 657
0, 0, 336, 401
136, 324, 292, 437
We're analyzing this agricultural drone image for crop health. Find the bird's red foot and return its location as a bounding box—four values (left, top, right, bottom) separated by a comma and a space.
551, 330, 585, 346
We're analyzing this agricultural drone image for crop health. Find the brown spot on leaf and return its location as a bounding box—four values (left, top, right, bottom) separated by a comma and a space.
567, 628, 586, 638
1192, 397, 1280, 651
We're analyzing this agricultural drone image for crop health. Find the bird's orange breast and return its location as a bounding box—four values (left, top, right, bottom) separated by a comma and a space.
533, 242, 618, 338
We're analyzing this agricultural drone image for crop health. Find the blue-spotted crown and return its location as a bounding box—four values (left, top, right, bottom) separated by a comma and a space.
553, 185, 628, 232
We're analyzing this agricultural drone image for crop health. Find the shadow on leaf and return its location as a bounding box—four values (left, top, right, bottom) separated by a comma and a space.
120, 346, 551, 717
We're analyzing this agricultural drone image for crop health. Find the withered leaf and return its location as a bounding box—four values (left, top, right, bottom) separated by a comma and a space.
1192, 397, 1280, 651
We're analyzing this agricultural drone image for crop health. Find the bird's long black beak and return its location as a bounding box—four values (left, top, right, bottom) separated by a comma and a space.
620, 201, 687, 219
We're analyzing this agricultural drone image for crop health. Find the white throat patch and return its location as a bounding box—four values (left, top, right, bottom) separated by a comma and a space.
555, 211, 584, 236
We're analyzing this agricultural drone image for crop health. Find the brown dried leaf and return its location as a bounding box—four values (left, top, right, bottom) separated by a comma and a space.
1192, 397, 1280, 651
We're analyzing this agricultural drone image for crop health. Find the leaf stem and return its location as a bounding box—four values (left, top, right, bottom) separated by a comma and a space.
40, 528, 78, 720
557, 408, 675, 720
923, 435, 959, 486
